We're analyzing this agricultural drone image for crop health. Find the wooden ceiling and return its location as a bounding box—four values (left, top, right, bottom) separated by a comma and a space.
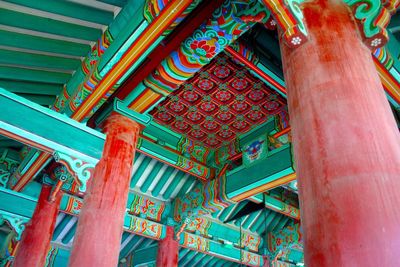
0, 0, 124, 106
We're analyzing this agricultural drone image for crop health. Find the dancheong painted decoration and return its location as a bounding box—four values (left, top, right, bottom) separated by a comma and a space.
0, 0, 399, 266
151, 53, 287, 148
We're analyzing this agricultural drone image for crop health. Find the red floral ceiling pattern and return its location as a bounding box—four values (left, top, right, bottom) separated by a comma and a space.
150, 53, 287, 148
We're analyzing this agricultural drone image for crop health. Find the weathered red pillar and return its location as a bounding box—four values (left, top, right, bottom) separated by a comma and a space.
13, 185, 62, 267
279, 0, 400, 266
156, 226, 178, 267
68, 113, 140, 267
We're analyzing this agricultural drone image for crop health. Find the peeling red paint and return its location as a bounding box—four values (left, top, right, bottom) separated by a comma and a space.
280, 0, 400, 266
68, 113, 140, 267
14, 185, 62, 267
156, 226, 178, 267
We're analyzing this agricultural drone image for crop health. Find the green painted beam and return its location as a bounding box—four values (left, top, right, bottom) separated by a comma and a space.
194, 217, 263, 252
4, 0, 115, 25
132, 245, 158, 266
226, 145, 294, 199
0, 8, 101, 41
0, 139, 22, 148
0, 80, 62, 96
0, 186, 263, 266
0, 89, 211, 179
249, 194, 300, 220
17, 93, 55, 106
97, 0, 127, 7
0, 88, 104, 162
0, 66, 71, 84
0, 187, 37, 218
238, 118, 276, 147
0, 49, 81, 71
0, 29, 90, 57
179, 232, 264, 266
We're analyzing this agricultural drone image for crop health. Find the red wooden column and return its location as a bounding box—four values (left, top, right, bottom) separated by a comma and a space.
68, 113, 140, 267
279, 0, 400, 266
156, 226, 178, 267
13, 185, 62, 267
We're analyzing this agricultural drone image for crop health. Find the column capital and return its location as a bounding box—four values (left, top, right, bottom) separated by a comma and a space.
261, 0, 399, 50
53, 151, 95, 192
103, 112, 142, 135
343, 0, 399, 49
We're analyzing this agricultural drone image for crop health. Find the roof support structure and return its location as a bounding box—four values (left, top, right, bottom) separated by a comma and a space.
0, 89, 212, 191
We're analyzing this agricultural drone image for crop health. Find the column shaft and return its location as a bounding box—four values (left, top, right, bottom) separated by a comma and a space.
68, 113, 140, 267
156, 226, 178, 267
13, 185, 62, 267
280, 0, 400, 266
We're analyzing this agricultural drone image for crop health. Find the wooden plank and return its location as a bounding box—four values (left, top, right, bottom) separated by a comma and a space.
0, 79, 62, 95
0, 66, 71, 84
0, 88, 104, 162
0, 29, 90, 57
97, 0, 127, 7
17, 93, 56, 106
4, 0, 115, 25
0, 49, 81, 71
226, 145, 295, 200
0, 8, 101, 41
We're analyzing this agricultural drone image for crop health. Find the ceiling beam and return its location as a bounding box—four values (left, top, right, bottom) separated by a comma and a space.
0, 8, 101, 41
0, 29, 90, 57
0, 90, 212, 188
226, 145, 295, 201
179, 231, 265, 267
0, 49, 81, 71
0, 88, 103, 162
3, 0, 115, 25
16, 94, 55, 106
0, 186, 267, 266
131, 244, 158, 266
0, 80, 62, 96
0, 66, 70, 84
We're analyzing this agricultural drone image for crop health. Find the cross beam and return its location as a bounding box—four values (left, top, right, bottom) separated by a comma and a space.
0, 88, 212, 190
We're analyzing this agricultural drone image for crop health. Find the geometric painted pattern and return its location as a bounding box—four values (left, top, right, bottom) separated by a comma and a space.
151, 53, 286, 148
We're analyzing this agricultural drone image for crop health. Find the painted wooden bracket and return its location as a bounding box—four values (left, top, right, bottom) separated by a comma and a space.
261, 0, 308, 48
0, 150, 19, 188
0, 210, 29, 241
262, 0, 399, 50
53, 151, 95, 192
267, 223, 303, 263
343, 0, 400, 49
173, 175, 233, 224
179, 231, 265, 266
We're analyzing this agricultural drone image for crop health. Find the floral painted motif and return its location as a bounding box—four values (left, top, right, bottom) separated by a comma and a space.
169, 101, 185, 112
213, 65, 231, 79
199, 101, 217, 113
157, 111, 173, 122
190, 37, 221, 60
231, 77, 249, 90
248, 90, 265, 102
198, 79, 214, 91
174, 120, 190, 131
151, 53, 286, 148
183, 91, 200, 103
